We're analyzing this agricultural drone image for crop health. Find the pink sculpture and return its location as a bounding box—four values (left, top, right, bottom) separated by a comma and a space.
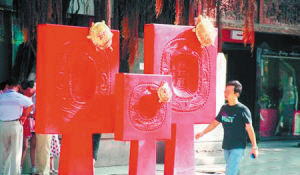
144, 24, 218, 175
115, 73, 172, 175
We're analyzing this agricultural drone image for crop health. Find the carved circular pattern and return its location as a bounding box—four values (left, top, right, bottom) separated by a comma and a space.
160, 37, 211, 112
55, 41, 112, 120
129, 83, 167, 131
60, 41, 112, 97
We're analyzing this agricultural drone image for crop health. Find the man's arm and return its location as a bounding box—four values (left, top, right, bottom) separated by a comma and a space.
19, 105, 33, 125
195, 120, 220, 139
245, 123, 258, 158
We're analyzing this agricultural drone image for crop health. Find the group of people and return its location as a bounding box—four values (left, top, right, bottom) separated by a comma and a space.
0, 78, 60, 175
1, 77, 102, 175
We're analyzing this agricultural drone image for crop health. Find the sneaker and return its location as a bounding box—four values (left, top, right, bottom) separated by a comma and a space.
31, 167, 37, 174
50, 169, 58, 174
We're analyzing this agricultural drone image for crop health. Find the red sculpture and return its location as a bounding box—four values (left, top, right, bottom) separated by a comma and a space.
144, 24, 218, 174
115, 73, 172, 175
36, 23, 217, 175
36, 24, 119, 175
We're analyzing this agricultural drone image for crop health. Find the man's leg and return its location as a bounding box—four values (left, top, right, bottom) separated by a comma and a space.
30, 133, 37, 173
224, 148, 245, 175
11, 122, 23, 175
0, 121, 23, 175
0, 122, 10, 174
21, 137, 30, 167
35, 134, 52, 175
224, 149, 230, 164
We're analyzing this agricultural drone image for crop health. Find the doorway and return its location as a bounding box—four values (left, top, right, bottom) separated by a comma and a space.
223, 44, 257, 116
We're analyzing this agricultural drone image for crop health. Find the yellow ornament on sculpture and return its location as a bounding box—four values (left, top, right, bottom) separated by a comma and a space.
193, 15, 216, 48
87, 21, 113, 51
157, 82, 172, 103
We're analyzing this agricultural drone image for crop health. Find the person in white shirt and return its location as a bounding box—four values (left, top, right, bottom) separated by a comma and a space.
0, 78, 33, 175
20, 80, 37, 174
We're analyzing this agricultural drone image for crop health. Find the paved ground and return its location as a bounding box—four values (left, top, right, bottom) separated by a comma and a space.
239, 140, 300, 175
21, 139, 300, 175
94, 140, 300, 175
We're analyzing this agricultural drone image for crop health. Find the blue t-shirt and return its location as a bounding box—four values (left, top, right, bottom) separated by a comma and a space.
216, 103, 252, 149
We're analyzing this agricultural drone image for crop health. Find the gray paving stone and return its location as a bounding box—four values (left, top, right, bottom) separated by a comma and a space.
21, 140, 300, 175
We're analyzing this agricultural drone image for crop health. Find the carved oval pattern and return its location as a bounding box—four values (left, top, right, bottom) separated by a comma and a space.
129, 83, 167, 131
161, 37, 211, 112
55, 41, 112, 121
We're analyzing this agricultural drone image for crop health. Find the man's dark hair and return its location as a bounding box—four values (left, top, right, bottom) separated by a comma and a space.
21, 80, 35, 90
0, 80, 7, 90
226, 80, 242, 96
6, 77, 20, 87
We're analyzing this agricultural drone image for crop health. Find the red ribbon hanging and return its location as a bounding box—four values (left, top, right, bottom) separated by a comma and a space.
174, 0, 181, 25
156, 0, 163, 18
242, 0, 255, 52
121, 14, 129, 61
128, 25, 139, 65
121, 9, 139, 65
189, 0, 195, 25
106, 0, 111, 27
197, 0, 202, 17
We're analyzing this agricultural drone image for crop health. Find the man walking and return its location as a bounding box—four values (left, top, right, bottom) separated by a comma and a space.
0, 78, 33, 175
195, 80, 258, 175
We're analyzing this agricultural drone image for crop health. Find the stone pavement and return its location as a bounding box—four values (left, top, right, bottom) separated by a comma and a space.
94, 140, 300, 175
94, 164, 226, 175
21, 139, 300, 175
239, 140, 300, 175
